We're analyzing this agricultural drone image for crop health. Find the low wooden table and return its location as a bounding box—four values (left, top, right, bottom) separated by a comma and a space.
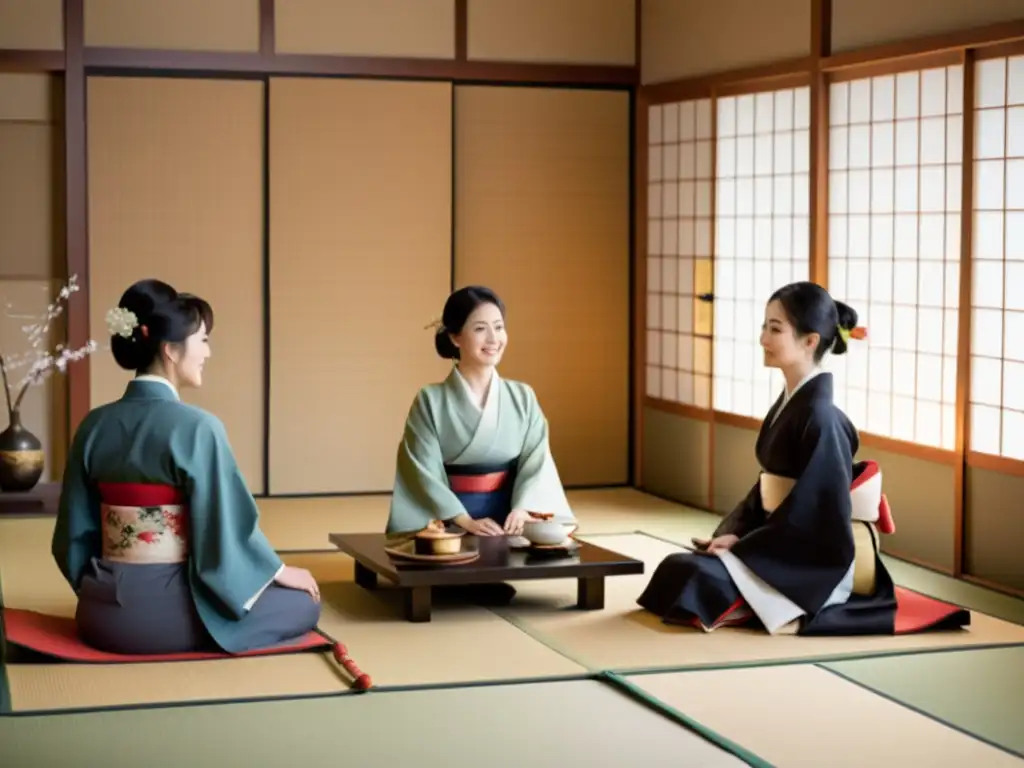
327, 532, 645, 622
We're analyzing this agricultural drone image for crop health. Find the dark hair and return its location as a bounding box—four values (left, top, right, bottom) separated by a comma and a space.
109, 279, 214, 373
433, 286, 506, 360
768, 281, 858, 362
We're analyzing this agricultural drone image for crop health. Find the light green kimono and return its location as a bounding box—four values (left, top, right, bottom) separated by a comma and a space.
51, 377, 284, 653
386, 367, 574, 535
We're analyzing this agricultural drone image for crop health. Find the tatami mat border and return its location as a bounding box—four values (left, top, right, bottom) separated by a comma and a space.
598, 672, 771, 768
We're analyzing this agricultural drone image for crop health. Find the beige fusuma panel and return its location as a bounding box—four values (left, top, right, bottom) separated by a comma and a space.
467, 0, 635, 65
454, 86, 631, 487
85, 0, 259, 51
0, 0, 63, 50
275, 0, 455, 58
268, 78, 452, 495
86, 77, 265, 492
641, 0, 810, 84
0, 75, 62, 280
832, 0, 1024, 52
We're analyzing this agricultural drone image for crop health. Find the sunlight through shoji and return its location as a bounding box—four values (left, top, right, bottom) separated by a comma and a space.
646, 98, 714, 408
970, 54, 1024, 460
827, 65, 964, 449
713, 86, 811, 418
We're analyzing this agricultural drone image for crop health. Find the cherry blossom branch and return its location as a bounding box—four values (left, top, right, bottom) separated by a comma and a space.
0, 275, 99, 416
0, 355, 13, 421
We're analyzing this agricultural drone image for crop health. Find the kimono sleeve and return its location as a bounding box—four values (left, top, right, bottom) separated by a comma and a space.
51, 416, 102, 590
711, 482, 765, 539
182, 415, 283, 620
510, 384, 574, 520
387, 391, 467, 535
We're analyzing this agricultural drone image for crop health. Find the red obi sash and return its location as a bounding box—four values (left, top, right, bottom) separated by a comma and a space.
98, 483, 189, 564
446, 470, 510, 494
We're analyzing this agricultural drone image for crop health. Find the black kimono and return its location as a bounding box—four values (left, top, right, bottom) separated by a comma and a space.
637, 371, 967, 636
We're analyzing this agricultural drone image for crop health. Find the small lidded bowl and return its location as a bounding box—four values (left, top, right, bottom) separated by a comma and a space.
521, 512, 578, 546
414, 520, 465, 555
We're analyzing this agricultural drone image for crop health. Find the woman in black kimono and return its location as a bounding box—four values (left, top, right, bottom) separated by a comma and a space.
637, 281, 968, 636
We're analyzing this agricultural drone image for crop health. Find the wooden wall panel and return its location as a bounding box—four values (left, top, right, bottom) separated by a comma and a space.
268, 78, 452, 495
832, 0, 1024, 52
86, 77, 265, 491
454, 86, 630, 488
710, 423, 759, 515
641, 0, 810, 84
966, 468, 1024, 591
642, 408, 709, 507
467, 0, 635, 65
84, 0, 259, 52
0, 74, 62, 280
0, 0, 63, 50
275, 0, 455, 58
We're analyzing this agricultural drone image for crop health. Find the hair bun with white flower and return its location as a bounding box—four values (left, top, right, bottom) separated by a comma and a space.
106, 306, 140, 339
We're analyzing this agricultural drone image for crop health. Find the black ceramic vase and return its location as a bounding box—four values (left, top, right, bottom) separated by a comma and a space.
0, 410, 44, 492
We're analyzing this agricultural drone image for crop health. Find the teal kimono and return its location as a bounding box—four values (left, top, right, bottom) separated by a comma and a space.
52, 377, 318, 654
386, 368, 575, 535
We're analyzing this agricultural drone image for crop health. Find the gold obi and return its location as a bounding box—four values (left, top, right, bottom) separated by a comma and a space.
758, 472, 880, 596
101, 503, 189, 564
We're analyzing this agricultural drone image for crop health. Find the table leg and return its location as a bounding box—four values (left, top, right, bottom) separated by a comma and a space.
404, 586, 432, 622
354, 561, 377, 590
577, 576, 605, 610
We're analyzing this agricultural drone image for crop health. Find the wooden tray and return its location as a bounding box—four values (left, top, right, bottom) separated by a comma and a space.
383, 543, 481, 565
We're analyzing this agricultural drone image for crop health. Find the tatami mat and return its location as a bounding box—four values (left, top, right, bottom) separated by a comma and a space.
503, 533, 1024, 672
2, 552, 583, 713
0, 679, 747, 767
823, 646, 1024, 757
624, 665, 1024, 766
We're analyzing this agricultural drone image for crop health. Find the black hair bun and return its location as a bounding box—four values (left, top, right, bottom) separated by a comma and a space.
433, 327, 459, 360
108, 279, 214, 373
831, 300, 859, 356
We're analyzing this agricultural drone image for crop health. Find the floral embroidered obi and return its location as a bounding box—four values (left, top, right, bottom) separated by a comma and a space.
99, 483, 189, 564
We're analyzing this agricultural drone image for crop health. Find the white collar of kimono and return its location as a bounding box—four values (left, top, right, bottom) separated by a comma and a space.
770, 367, 821, 426
134, 374, 180, 400
784, 367, 822, 402
454, 366, 498, 412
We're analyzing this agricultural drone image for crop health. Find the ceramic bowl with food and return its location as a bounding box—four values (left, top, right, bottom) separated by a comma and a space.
521, 512, 578, 546
414, 520, 465, 555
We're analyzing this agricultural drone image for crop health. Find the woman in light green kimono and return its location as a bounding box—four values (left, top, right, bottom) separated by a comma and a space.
52, 279, 321, 655
387, 285, 575, 549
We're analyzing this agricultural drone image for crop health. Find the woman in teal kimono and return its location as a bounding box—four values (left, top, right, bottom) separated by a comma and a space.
52, 279, 321, 655
386, 286, 576, 600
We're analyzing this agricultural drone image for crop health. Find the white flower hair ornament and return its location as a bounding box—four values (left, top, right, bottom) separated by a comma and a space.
106, 307, 140, 339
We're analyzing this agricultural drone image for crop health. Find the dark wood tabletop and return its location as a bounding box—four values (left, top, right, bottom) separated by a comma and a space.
328, 532, 642, 586
327, 532, 645, 621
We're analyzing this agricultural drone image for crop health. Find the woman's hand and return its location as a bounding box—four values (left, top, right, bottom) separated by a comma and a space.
274, 565, 321, 602
503, 508, 533, 535
706, 534, 740, 554
451, 514, 504, 536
